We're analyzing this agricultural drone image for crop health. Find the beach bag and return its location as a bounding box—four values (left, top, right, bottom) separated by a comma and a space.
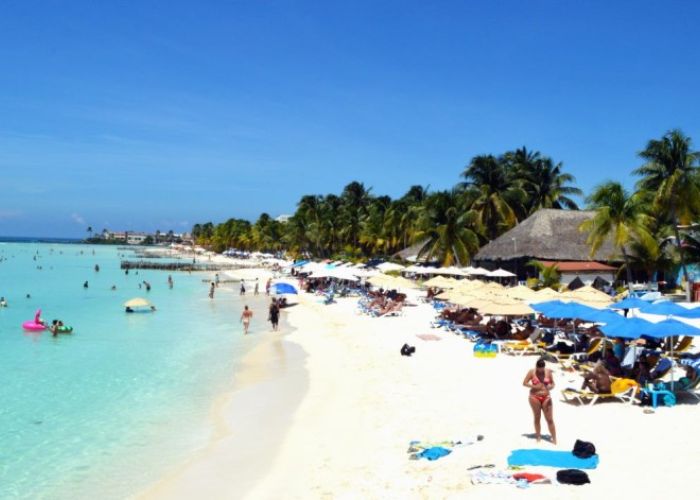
401, 344, 416, 357
556, 469, 590, 485
572, 440, 596, 459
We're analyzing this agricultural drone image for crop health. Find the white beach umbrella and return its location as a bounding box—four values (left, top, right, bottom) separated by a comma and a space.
468, 267, 490, 276
486, 268, 516, 278
376, 262, 406, 273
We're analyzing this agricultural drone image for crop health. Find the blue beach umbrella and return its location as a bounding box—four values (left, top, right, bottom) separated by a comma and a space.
607, 297, 649, 310
291, 260, 309, 268
530, 300, 571, 318
639, 300, 694, 317
599, 317, 656, 339
273, 283, 298, 295
644, 319, 700, 339
577, 308, 624, 324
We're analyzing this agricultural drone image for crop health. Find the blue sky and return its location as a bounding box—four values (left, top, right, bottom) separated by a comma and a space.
1, 0, 699, 237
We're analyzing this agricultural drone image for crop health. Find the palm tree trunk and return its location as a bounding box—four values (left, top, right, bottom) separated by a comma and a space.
673, 221, 689, 284
621, 246, 633, 293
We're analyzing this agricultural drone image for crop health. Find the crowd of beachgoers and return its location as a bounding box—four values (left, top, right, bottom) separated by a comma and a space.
142, 246, 700, 496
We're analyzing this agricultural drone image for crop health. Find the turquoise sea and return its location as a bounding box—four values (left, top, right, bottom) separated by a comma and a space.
0, 243, 258, 499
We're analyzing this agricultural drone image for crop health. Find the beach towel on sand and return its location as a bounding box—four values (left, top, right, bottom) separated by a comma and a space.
507, 449, 599, 469
414, 446, 451, 461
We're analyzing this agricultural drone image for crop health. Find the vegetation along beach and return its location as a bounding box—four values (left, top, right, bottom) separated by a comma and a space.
2, 2, 700, 499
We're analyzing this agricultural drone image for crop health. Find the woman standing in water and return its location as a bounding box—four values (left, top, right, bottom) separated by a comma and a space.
522, 358, 557, 444
240, 305, 253, 334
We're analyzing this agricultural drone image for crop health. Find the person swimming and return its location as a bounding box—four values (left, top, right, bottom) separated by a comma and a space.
523, 358, 557, 445
0, 296, 7, 307
83, 281, 89, 288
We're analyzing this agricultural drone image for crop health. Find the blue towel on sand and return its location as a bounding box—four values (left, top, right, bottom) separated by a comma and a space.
507, 449, 599, 469
418, 447, 452, 461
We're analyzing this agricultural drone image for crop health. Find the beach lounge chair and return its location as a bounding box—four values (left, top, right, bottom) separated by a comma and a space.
544, 337, 603, 364
561, 378, 639, 406
502, 329, 544, 356
669, 336, 694, 356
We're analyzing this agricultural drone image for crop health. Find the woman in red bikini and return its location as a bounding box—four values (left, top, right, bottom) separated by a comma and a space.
522, 358, 557, 444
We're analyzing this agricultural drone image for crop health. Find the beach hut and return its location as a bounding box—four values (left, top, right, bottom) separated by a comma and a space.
472, 209, 619, 282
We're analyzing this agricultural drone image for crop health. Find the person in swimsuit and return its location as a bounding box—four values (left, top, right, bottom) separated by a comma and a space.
241, 305, 253, 334
582, 361, 612, 393
523, 358, 557, 444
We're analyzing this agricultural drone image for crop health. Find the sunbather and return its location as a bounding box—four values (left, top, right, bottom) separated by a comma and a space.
522, 359, 557, 445
581, 362, 612, 394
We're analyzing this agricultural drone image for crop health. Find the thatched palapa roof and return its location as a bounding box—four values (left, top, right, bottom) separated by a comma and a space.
474, 209, 618, 262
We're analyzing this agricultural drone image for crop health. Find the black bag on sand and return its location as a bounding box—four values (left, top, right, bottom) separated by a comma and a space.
400, 344, 416, 357
572, 439, 596, 459
556, 469, 590, 485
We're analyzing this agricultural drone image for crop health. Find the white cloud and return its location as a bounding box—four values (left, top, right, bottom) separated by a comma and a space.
71, 213, 86, 225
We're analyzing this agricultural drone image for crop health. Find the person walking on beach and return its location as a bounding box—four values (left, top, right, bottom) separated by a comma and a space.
241, 305, 253, 334
268, 299, 280, 331
265, 278, 271, 296
522, 358, 557, 445
240, 281, 246, 295
209, 282, 215, 299
254, 280, 259, 295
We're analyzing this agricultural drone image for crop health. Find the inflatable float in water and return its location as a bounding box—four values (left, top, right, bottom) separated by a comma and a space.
23, 309, 46, 331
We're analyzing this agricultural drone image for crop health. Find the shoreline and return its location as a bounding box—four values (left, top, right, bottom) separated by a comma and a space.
139, 295, 310, 499
141, 288, 700, 499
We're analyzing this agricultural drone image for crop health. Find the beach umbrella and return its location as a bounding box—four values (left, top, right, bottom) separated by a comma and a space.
422, 276, 457, 289
290, 260, 309, 268
124, 298, 152, 308
565, 285, 613, 305
505, 285, 539, 301
478, 299, 534, 316
390, 276, 420, 289
486, 268, 516, 278
530, 300, 574, 318
608, 297, 649, 310
639, 300, 696, 317
645, 319, 700, 339
468, 267, 490, 276
531, 287, 562, 301
273, 283, 298, 295
599, 316, 656, 339
376, 262, 405, 273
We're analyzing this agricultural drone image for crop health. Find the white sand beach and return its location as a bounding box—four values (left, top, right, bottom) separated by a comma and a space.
144, 291, 699, 500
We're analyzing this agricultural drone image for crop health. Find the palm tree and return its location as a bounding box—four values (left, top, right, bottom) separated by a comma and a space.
634, 129, 700, 284
508, 148, 581, 213
461, 155, 525, 240
526, 260, 561, 290
580, 181, 654, 291
86, 226, 93, 240
414, 190, 481, 266
340, 181, 372, 248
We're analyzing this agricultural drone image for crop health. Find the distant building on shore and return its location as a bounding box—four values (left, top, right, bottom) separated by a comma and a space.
473, 209, 619, 284
275, 214, 292, 223
96, 230, 191, 245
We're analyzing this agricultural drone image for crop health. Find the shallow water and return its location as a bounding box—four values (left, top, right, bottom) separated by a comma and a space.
0, 243, 264, 499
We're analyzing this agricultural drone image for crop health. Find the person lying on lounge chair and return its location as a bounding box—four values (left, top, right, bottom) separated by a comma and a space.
581, 362, 612, 394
